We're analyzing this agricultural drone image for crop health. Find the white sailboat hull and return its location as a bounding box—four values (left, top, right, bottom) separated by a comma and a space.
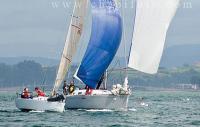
65, 90, 130, 110
65, 95, 129, 110
15, 97, 65, 112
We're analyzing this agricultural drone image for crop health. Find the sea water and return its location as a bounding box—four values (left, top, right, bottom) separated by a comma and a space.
0, 91, 200, 127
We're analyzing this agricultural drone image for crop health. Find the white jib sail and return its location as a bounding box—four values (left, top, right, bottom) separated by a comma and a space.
52, 0, 88, 93
128, 0, 180, 74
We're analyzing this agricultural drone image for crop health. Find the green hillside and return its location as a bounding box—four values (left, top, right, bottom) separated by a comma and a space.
0, 60, 200, 89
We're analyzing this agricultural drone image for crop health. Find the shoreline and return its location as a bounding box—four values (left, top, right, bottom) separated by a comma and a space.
0, 86, 199, 92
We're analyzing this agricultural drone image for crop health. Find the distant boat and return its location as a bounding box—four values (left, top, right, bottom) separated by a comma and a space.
51, 0, 180, 110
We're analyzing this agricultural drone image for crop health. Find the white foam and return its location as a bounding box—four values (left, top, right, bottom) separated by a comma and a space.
30, 111, 45, 113
129, 108, 137, 112
140, 102, 149, 107
86, 109, 113, 112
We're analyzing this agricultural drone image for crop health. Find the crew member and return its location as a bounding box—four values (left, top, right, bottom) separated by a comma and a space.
68, 81, 75, 95
63, 80, 68, 95
21, 87, 30, 99
85, 86, 93, 95
35, 87, 45, 97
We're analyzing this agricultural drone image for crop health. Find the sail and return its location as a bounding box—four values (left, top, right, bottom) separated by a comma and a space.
76, 0, 123, 89
52, 0, 88, 93
128, 0, 180, 74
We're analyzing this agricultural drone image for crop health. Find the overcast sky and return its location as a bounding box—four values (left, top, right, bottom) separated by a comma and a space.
0, 0, 199, 59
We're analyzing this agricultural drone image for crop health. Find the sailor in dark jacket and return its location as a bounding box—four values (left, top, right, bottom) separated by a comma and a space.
63, 81, 68, 95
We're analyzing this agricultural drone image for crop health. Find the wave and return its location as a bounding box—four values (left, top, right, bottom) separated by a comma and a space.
0, 109, 19, 113
189, 120, 200, 126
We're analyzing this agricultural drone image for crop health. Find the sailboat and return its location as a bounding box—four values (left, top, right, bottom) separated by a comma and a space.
15, 0, 88, 112
54, 0, 131, 110
53, 0, 180, 110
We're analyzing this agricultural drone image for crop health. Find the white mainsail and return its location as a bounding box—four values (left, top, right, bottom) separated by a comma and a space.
128, 0, 180, 74
52, 0, 88, 94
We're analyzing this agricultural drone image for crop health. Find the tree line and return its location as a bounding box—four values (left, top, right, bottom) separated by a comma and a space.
0, 61, 55, 87
0, 60, 200, 88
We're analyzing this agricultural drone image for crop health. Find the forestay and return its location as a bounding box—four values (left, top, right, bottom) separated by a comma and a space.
128, 0, 180, 74
52, 0, 88, 93
76, 0, 123, 89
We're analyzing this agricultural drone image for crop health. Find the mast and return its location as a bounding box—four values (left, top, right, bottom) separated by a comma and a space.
104, 70, 108, 89
52, 0, 88, 95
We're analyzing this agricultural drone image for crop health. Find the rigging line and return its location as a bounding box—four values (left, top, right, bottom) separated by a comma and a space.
127, 0, 137, 66
118, 59, 124, 85
107, 62, 123, 86
41, 67, 47, 86
107, 67, 134, 72
121, 0, 128, 76
107, 59, 121, 80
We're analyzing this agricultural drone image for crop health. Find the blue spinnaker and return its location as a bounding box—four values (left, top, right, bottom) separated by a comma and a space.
76, 0, 122, 89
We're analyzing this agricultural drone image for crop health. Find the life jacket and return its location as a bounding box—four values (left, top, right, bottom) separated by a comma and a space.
85, 88, 93, 95
36, 90, 45, 97
69, 85, 75, 94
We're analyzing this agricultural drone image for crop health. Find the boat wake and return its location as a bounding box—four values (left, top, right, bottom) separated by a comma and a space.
77, 108, 137, 112
128, 108, 137, 112
86, 109, 114, 112
30, 111, 45, 113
